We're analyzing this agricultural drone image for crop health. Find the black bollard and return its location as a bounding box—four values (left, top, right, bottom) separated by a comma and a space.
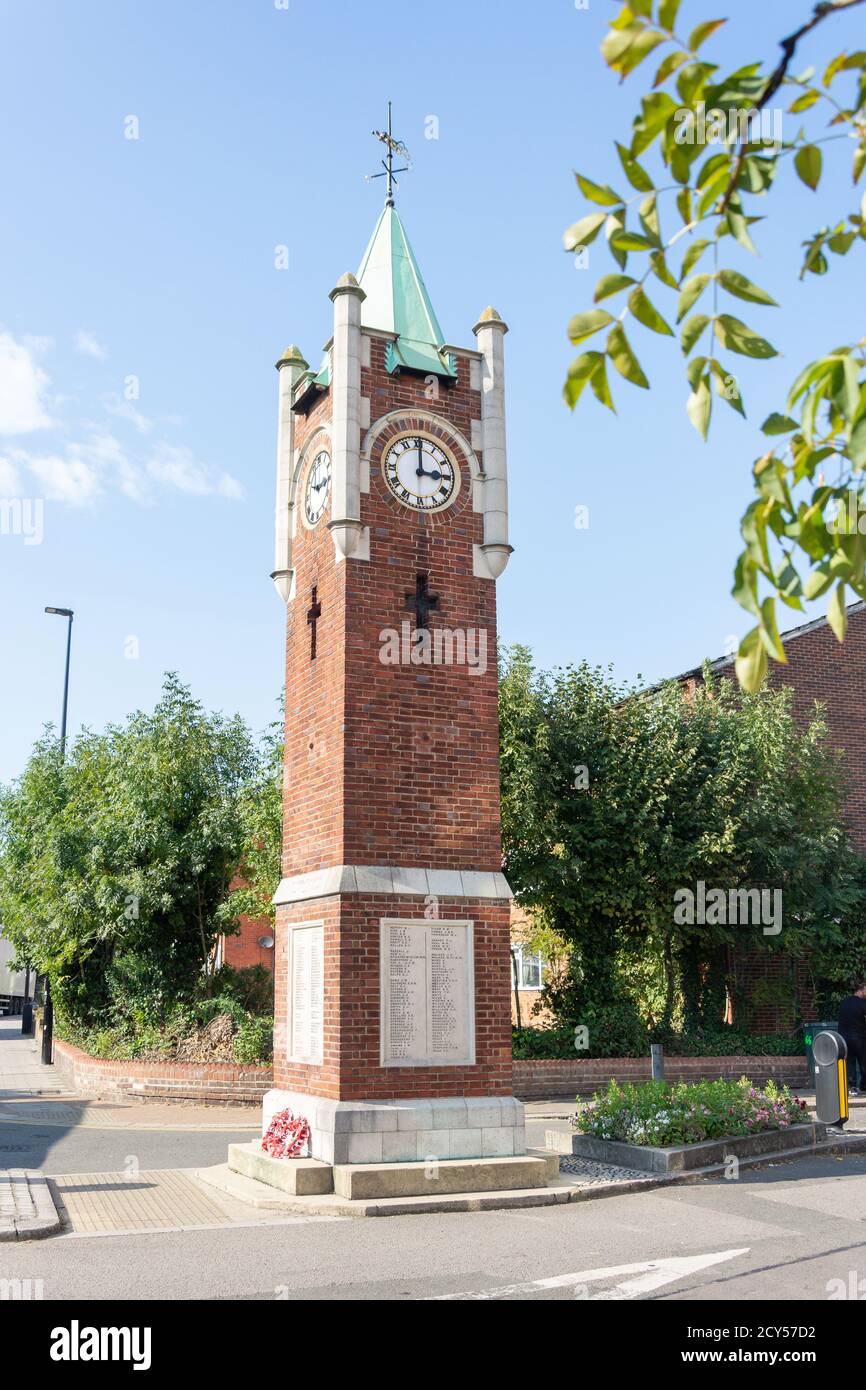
40, 978, 53, 1065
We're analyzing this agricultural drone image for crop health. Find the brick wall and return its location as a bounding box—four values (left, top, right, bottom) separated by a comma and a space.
276, 329, 512, 1102
513, 1054, 808, 1100
52, 1039, 272, 1105
222, 912, 275, 974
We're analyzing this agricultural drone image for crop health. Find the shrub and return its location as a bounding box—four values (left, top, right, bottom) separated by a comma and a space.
574, 1077, 807, 1147
233, 1016, 273, 1065
511, 1025, 802, 1059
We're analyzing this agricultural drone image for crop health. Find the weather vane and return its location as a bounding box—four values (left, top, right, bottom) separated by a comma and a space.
366, 100, 411, 207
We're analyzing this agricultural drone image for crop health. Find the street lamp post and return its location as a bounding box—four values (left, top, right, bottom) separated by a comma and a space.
41, 607, 74, 1064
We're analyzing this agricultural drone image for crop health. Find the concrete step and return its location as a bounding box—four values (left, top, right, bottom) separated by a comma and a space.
228, 1142, 333, 1195
196, 1163, 318, 1211
333, 1153, 553, 1201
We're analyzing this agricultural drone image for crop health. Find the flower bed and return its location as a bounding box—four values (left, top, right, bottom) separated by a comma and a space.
573, 1077, 806, 1147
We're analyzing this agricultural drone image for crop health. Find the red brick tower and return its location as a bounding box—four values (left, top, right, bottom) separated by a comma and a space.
264, 177, 521, 1166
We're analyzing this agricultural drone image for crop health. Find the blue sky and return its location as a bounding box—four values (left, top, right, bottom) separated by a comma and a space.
0, 0, 863, 782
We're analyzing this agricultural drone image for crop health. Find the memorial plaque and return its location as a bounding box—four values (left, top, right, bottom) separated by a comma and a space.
380, 919, 475, 1066
289, 922, 324, 1065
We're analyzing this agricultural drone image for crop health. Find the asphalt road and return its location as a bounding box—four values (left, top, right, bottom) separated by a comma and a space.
5, 1152, 866, 1301
0, 1116, 255, 1174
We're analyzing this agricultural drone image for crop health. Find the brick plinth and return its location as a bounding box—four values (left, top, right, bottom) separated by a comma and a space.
274, 894, 513, 1100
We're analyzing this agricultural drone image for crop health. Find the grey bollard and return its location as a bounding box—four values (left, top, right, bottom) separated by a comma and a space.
651, 1043, 665, 1082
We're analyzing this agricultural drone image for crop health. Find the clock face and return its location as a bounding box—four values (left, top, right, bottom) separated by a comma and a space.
382, 434, 458, 512
304, 450, 331, 526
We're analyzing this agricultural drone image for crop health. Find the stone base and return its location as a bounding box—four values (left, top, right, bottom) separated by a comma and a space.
227, 1140, 553, 1202
262, 1089, 526, 1165
228, 1143, 333, 1195
332, 1154, 553, 1200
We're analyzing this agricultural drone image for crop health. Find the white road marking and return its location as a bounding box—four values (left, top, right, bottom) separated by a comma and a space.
430, 1248, 750, 1300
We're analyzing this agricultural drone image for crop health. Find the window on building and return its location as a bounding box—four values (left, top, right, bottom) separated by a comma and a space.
512, 944, 544, 990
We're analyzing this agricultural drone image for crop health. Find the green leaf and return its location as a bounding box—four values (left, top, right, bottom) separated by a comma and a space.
761, 413, 800, 436
677, 272, 712, 323
725, 204, 757, 254
689, 19, 726, 52
638, 193, 661, 245
628, 286, 674, 335
735, 627, 768, 693
733, 552, 760, 618
759, 596, 787, 662
795, 144, 822, 191
605, 211, 628, 270
716, 269, 778, 306
606, 323, 649, 388
709, 359, 745, 417
715, 314, 778, 359
563, 351, 605, 407
615, 141, 654, 192
827, 582, 848, 641
593, 273, 636, 303
653, 51, 689, 88
789, 89, 820, 113
610, 229, 656, 252
567, 309, 615, 345
649, 250, 679, 289
603, 25, 665, 82
849, 412, 866, 468
563, 213, 608, 251
575, 173, 624, 207
687, 373, 712, 440
681, 314, 711, 356
658, 0, 681, 31
589, 357, 615, 412
631, 91, 679, 157
676, 187, 692, 226
804, 564, 834, 600
676, 61, 717, 106
681, 238, 711, 277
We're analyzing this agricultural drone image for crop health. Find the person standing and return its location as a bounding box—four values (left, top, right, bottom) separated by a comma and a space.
837, 981, 866, 1095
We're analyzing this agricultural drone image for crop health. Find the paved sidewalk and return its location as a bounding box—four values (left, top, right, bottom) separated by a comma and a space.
0, 1017, 69, 1098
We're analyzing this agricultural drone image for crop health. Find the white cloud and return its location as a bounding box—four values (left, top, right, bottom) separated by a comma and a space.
26, 451, 101, 506
146, 442, 243, 500
71, 432, 147, 503
0, 456, 23, 496
101, 394, 153, 435
0, 331, 51, 434
75, 330, 107, 361
0, 329, 243, 509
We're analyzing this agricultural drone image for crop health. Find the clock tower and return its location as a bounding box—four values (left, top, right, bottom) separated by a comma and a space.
263, 143, 526, 1173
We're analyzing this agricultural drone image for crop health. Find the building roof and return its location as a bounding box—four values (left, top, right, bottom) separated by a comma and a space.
671, 600, 866, 688
356, 205, 457, 379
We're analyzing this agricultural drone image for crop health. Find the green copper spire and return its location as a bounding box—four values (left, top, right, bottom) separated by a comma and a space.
356, 205, 457, 379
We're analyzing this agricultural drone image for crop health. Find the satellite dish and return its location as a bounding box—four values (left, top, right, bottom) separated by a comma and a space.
257, 935, 275, 950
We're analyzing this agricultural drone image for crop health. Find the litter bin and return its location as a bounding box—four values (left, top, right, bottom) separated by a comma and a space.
803, 1021, 838, 1084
